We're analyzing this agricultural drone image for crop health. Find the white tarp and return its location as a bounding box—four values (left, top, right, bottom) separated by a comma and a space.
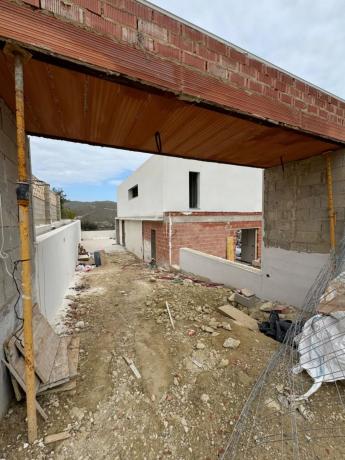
293, 311, 345, 400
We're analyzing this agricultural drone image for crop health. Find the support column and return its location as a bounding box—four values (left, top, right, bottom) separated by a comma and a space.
5, 44, 37, 443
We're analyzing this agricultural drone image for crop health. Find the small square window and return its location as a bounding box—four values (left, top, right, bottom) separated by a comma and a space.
128, 185, 138, 200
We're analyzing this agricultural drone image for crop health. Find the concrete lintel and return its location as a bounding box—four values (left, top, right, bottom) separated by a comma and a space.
166, 214, 262, 224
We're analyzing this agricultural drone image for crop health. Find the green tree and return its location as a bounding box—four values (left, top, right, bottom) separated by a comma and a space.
52, 187, 76, 219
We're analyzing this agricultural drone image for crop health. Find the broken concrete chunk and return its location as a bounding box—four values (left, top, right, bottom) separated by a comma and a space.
218, 305, 258, 331
75, 320, 85, 329
228, 292, 236, 302
200, 393, 209, 403
201, 325, 215, 333
240, 288, 255, 298
196, 341, 205, 350
219, 358, 229, 368
221, 322, 232, 331
234, 293, 255, 308
259, 302, 274, 312
265, 398, 281, 412
223, 337, 240, 349
208, 318, 220, 329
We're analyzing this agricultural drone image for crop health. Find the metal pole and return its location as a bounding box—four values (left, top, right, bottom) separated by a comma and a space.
13, 51, 37, 443
326, 153, 336, 251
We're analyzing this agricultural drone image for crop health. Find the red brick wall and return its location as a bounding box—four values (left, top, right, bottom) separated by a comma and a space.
143, 218, 262, 266
143, 220, 169, 264
18, 0, 345, 141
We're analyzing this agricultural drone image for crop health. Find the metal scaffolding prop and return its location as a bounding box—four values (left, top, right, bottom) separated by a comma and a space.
4, 44, 37, 443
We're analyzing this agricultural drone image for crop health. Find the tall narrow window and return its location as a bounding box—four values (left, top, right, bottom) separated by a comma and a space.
128, 184, 138, 200
189, 172, 199, 208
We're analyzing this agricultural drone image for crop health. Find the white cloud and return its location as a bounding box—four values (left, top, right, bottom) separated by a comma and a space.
29, 137, 151, 186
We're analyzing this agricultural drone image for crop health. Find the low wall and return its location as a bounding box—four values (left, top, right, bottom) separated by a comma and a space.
81, 229, 115, 240
180, 247, 328, 307
180, 248, 263, 293
35, 220, 81, 323
261, 247, 329, 307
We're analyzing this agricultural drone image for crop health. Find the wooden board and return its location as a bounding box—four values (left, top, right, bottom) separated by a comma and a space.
48, 336, 71, 385
4, 336, 40, 397
16, 304, 60, 384
218, 305, 258, 331
67, 336, 80, 378
1, 359, 47, 420
38, 378, 76, 395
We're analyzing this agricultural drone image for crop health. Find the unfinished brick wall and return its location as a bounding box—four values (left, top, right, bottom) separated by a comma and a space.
264, 149, 345, 253
17, 0, 345, 141
143, 220, 169, 263
32, 178, 61, 225
143, 215, 262, 266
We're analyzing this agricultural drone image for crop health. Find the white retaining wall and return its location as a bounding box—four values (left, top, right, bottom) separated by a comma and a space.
35, 220, 81, 323
180, 247, 328, 307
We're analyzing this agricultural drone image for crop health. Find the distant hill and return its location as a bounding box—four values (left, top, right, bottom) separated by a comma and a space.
66, 200, 117, 229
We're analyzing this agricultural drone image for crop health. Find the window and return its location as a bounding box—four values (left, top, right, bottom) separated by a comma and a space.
128, 184, 138, 200
189, 172, 199, 208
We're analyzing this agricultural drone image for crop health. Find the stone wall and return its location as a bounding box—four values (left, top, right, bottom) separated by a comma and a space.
264, 149, 345, 254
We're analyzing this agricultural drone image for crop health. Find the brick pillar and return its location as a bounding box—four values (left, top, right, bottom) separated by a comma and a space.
43, 184, 51, 223
56, 193, 61, 220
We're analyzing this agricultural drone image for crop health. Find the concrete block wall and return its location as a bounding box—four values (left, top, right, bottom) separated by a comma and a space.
264, 149, 345, 253
0, 98, 21, 417
32, 178, 61, 225
19, 0, 345, 142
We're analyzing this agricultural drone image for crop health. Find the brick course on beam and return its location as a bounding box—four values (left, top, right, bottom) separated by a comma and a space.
10, 0, 345, 143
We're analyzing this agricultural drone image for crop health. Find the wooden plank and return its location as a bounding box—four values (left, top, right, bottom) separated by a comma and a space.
38, 378, 76, 396
67, 336, 80, 378
218, 305, 258, 331
16, 304, 60, 383
4, 336, 40, 397
44, 431, 70, 444
1, 359, 47, 420
4, 338, 23, 401
48, 336, 71, 385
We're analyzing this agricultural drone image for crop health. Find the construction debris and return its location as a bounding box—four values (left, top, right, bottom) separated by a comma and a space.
165, 301, 175, 329
234, 292, 256, 308
223, 337, 240, 349
3, 305, 80, 409
218, 304, 259, 331
44, 431, 71, 444
123, 356, 141, 379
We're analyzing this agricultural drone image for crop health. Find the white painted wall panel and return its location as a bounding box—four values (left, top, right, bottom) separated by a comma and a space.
123, 220, 143, 259
162, 157, 262, 212
117, 155, 262, 217
117, 155, 164, 218
35, 220, 81, 323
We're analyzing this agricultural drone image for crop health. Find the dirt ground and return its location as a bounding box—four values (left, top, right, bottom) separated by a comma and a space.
0, 250, 278, 459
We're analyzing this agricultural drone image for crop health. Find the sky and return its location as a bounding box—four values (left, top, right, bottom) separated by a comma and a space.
30, 0, 345, 202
